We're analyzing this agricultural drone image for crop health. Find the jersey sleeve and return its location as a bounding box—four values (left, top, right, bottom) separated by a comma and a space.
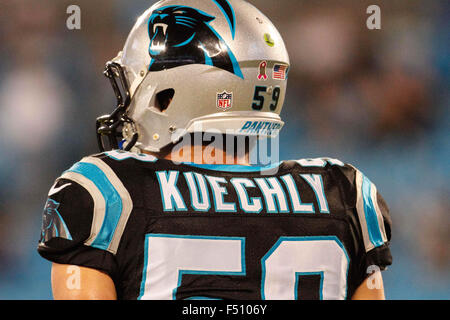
353, 168, 392, 270
334, 164, 393, 273
37, 156, 133, 279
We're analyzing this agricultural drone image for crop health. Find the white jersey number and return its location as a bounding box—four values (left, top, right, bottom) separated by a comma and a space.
139, 235, 349, 300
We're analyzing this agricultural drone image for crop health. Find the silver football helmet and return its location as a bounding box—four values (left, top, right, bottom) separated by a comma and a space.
97, 0, 290, 153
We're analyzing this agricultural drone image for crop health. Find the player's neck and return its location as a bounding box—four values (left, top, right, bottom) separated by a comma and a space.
144, 145, 250, 166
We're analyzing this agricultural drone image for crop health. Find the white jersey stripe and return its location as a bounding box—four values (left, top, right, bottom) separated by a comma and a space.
59, 171, 106, 247
79, 157, 133, 255
355, 170, 387, 252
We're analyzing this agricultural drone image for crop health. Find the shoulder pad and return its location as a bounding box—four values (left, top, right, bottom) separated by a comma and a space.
59, 155, 133, 254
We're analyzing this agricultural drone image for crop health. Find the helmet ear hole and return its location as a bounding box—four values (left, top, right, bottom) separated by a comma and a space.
155, 89, 175, 112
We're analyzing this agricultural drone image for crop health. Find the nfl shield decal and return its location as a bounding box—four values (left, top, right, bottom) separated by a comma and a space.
216, 91, 233, 111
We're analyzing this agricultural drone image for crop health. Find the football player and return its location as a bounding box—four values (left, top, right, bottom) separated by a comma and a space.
38, 0, 392, 300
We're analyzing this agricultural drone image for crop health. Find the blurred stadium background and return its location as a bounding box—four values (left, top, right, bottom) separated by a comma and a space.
0, 0, 448, 299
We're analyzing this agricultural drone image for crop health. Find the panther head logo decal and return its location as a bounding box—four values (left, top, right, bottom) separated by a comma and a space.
148, 4, 243, 78
40, 199, 72, 243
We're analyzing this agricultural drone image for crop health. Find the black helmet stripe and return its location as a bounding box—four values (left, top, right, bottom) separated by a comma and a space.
211, 0, 236, 39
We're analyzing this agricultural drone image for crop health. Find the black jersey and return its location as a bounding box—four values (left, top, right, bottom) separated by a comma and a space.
37, 150, 392, 300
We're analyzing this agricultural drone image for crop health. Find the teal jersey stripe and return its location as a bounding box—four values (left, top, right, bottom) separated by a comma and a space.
65, 162, 123, 251
361, 174, 384, 248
